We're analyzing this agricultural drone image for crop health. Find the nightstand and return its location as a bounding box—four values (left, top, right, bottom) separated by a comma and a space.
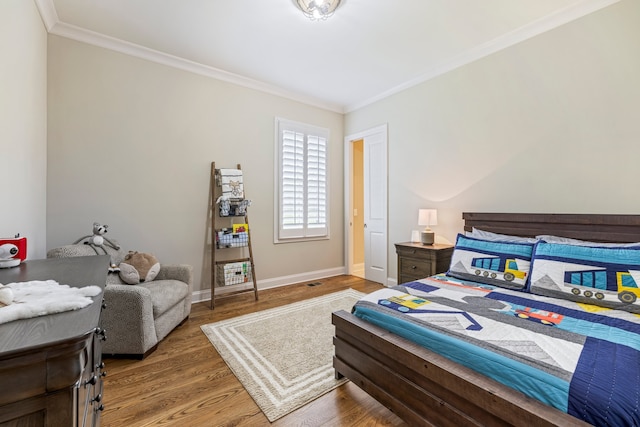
395, 242, 454, 284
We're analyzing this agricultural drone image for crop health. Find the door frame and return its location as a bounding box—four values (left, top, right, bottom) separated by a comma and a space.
344, 124, 388, 284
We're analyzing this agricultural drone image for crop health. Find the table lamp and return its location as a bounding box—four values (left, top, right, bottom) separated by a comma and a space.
418, 209, 437, 245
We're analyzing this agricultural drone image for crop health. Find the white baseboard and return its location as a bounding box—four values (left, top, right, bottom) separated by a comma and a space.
191, 266, 347, 304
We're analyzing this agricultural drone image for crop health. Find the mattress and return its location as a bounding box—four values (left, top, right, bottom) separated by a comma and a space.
352, 274, 640, 426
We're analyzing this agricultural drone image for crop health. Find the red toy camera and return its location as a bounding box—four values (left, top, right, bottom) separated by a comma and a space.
0, 235, 27, 264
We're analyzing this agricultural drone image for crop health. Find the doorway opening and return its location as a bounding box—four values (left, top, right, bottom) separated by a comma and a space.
344, 124, 388, 285
352, 139, 364, 278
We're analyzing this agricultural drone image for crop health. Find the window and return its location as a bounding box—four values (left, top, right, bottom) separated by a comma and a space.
275, 118, 329, 242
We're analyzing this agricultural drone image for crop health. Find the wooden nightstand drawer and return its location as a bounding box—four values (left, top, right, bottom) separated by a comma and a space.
399, 257, 432, 282
395, 242, 454, 284
395, 246, 436, 261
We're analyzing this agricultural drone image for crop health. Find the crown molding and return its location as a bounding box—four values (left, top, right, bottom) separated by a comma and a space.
34, 0, 58, 31
35, 0, 344, 113
345, 0, 621, 112
35, 0, 619, 115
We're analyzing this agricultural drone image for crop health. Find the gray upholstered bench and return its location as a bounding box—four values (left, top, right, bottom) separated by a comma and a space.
47, 243, 193, 358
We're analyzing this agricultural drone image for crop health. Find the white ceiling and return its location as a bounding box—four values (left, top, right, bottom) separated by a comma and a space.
38, 0, 619, 113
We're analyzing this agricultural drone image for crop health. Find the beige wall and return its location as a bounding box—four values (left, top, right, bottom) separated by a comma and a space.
0, 1, 48, 259
47, 36, 344, 296
345, 0, 640, 282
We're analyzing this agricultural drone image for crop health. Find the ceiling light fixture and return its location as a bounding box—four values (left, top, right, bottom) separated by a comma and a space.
294, 0, 344, 21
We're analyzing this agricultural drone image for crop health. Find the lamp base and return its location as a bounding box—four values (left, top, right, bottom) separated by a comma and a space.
421, 231, 435, 245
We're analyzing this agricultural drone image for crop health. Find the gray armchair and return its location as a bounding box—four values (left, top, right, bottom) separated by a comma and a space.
47, 243, 193, 358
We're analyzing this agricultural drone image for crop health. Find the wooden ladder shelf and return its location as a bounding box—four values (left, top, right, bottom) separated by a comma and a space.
209, 162, 258, 309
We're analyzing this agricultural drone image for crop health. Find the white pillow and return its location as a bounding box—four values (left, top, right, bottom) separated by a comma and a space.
466, 228, 538, 243
536, 234, 640, 248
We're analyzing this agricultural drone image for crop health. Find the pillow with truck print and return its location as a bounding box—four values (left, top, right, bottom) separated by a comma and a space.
529, 241, 640, 313
446, 234, 534, 291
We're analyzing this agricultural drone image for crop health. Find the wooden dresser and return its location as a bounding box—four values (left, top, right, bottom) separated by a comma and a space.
0, 256, 108, 427
395, 242, 454, 284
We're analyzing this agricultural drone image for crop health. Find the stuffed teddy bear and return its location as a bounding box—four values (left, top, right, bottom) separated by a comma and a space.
118, 251, 160, 285
0, 284, 14, 307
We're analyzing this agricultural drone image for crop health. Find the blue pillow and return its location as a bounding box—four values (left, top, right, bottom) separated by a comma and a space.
537, 234, 640, 248
529, 242, 640, 313
467, 228, 539, 243
447, 234, 534, 291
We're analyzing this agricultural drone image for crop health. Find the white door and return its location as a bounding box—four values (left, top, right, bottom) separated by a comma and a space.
363, 129, 387, 284
344, 125, 388, 285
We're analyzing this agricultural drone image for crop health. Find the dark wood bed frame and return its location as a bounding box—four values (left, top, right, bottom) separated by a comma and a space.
333, 213, 640, 427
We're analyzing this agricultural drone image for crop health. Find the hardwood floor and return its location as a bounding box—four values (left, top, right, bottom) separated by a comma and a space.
101, 275, 408, 427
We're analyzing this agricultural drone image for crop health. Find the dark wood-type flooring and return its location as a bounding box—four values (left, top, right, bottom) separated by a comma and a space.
102, 275, 408, 427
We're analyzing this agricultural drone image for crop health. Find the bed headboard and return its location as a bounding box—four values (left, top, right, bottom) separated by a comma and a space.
462, 212, 640, 243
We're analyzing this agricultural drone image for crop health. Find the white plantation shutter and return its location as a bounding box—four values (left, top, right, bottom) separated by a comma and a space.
276, 118, 329, 241
306, 135, 327, 234
281, 130, 305, 232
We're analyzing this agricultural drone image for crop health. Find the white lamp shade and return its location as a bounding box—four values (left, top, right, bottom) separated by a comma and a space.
418, 209, 438, 227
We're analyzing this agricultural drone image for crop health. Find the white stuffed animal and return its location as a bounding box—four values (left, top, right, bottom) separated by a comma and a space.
0, 284, 14, 307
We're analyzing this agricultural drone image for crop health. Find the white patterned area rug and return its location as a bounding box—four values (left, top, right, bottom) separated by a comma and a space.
200, 288, 364, 422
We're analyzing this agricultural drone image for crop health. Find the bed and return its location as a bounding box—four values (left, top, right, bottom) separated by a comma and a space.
333, 213, 640, 427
